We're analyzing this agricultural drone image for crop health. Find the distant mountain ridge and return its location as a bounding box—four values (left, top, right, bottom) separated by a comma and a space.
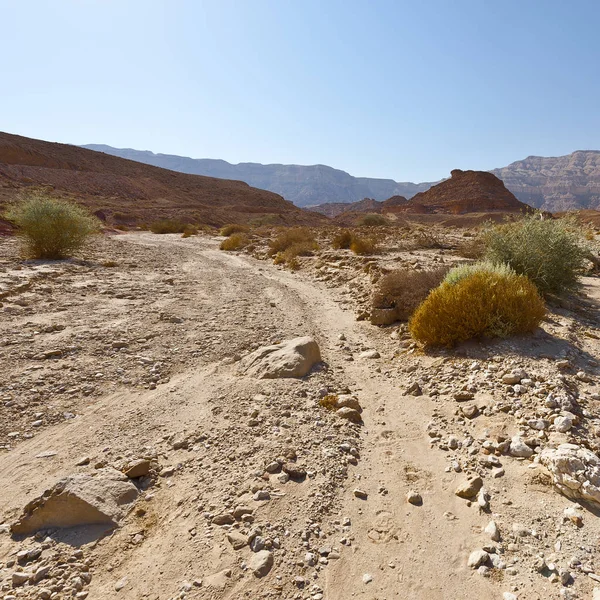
83, 145, 434, 207
83, 145, 600, 212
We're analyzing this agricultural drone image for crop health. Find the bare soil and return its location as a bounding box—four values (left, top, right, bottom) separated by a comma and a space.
2, 231, 600, 600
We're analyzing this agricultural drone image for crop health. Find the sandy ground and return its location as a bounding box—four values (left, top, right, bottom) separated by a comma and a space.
2, 232, 600, 600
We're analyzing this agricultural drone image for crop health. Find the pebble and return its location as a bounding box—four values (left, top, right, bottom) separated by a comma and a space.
455, 476, 483, 499
406, 491, 422, 505
353, 488, 368, 499
467, 549, 489, 568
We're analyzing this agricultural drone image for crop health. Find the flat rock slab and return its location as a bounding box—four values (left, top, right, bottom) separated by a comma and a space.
239, 336, 321, 379
11, 468, 139, 536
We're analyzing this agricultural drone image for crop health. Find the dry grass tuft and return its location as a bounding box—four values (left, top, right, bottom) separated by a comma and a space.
331, 229, 353, 249
268, 228, 317, 256
219, 224, 249, 236
350, 235, 379, 255
220, 233, 250, 251
372, 267, 449, 320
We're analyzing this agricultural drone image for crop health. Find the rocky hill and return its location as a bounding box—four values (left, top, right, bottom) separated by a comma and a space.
491, 151, 600, 212
0, 133, 324, 227
398, 169, 530, 214
83, 144, 434, 207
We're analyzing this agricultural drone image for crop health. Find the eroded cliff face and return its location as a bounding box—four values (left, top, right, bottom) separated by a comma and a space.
492, 151, 600, 212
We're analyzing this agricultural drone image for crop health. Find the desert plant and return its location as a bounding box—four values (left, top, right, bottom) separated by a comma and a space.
454, 234, 486, 259
372, 267, 449, 319
357, 213, 388, 227
150, 219, 189, 234
443, 260, 515, 286
268, 228, 317, 256
483, 215, 588, 295
220, 233, 250, 251
5, 194, 100, 259
219, 223, 248, 236
409, 269, 545, 347
350, 235, 378, 255
331, 229, 353, 249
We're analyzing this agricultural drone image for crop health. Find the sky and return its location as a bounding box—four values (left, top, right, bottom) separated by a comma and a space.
2, 0, 599, 182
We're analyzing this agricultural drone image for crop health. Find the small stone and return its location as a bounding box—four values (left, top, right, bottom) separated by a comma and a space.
125, 459, 151, 478
227, 531, 248, 550
253, 490, 270, 501
282, 463, 307, 480
455, 476, 483, 499
359, 350, 380, 359
212, 513, 235, 525
503, 593, 518, 600
461, 404, 479, 419
484, 520, 500, 541
12, 572, 29, 587
502, 373, 521, 385
115, 577, 127, 591
336, 407, 362, 423
353, 488, 368, 499
362, 573, 373, 584
248, 550, 273, 577
555, 415, 574, 433
468, 550, 489, 569
406, 491, 422, 505
76, 456, 91, 466
509, 436, 534, 458
454, 391, 474, 402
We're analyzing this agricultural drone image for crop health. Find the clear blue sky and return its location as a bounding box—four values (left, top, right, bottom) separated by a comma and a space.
2, 0, 599, 181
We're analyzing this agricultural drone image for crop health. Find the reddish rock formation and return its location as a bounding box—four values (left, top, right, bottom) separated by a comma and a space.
0, 132, 325, 227
398, 169, 530, 215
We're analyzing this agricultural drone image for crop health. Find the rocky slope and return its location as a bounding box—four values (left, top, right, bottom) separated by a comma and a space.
83, 145, 434, 208
0, 132, 324, 227
491, 151, 600, 212
400, 169, 530, 214
307, 196, 408, 218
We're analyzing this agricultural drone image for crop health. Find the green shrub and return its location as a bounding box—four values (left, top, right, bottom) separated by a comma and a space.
332, 229, 353, 249
443, 260, 515, 286
5, 194, 100, 259
268, 228, 316, 256
219, 223, 248, 236
357, 213, 388, 227
150, 219, 189, 234
373, 267, 449, 319
483, 215, 588, 295
220, 233, 249, 251
409, 269, 545, 347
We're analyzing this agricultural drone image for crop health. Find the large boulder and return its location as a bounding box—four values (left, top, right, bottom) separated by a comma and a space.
240, 336, 321, 379
540, 444, 600, 506
11, 468, 139, 536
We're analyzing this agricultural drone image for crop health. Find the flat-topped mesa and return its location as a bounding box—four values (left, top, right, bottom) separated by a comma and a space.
398, 169, 531, 215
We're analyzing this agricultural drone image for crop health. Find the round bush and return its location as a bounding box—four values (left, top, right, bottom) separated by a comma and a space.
6, 194, 100, 259
409, 270, 545, 347
483, 216, 588, 295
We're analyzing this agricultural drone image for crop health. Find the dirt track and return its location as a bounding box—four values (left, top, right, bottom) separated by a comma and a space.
2, 232, 600, 600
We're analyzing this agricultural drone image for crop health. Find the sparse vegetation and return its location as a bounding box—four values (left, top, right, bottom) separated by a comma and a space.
220, 232, 250, 251
357, 213, 388, 227
409, 267, 545, 347
443, 260, 515, 286
5, 193, 100, 259
219, 223, 248, 236
483, 215, 588, 295
372, 267, 449, 319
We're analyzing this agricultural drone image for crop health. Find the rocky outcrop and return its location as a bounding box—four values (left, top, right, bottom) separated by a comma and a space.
240, 337, 321, 379
540, 443, 600, 507
11, 468, 139, 535
400, 169, 530, 214
492, 151, 600, 212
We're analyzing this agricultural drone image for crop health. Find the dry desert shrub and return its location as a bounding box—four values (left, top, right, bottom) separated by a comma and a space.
409, 267, 545, 347
454, 233, 486, 259
350, 235, 379, 255
357, 213, 388, 227
372, 267, 449, 320
220, 233, 250, 251
219, 223, 248, 236
483, 215, 589, 295
5, 193, 100, 259
331, 229, 353, 249
268, 228, 317, 256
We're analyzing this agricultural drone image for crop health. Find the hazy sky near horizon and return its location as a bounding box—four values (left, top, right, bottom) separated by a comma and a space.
2, 0, 599, 181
